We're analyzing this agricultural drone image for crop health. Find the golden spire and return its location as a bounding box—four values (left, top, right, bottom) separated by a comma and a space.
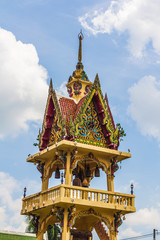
78, 30, 84, 63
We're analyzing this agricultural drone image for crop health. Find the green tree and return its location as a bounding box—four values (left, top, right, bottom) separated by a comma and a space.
47, 224, 61, 240
33, 134, 40, 147
116, 123, 126, 142
25, 216, 61, 240
25, 216, 36, 233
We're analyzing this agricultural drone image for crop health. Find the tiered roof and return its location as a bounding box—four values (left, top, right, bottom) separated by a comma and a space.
39, 33, 119, 151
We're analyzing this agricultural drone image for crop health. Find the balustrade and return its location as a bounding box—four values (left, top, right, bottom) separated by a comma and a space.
21, 185, 135, 214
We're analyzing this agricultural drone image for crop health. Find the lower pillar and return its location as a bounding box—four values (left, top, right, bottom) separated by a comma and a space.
110, 230, 117, 240
36, 232, 43, 240
62, 208, 70, 240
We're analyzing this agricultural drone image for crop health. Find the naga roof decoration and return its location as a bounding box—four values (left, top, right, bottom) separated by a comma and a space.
39, 32, 119, 151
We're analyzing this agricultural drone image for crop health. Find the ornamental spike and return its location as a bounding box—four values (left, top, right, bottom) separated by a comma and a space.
78, 30, 84, 63
49, 78, 53, 93
94, 73, 101, 88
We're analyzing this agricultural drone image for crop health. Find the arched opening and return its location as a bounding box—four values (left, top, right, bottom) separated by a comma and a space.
48, 159, 64, 188
71, 210, 110, 240
72, 156, 108, 190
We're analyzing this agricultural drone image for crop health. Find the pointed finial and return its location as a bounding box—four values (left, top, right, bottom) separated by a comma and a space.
49, 78, 53, 93
78, 30, 84, 63
94, 74, 101, 88
105, 93, 109, 104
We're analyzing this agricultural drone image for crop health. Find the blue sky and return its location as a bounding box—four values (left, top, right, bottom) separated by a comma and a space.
0, 0, 160, 239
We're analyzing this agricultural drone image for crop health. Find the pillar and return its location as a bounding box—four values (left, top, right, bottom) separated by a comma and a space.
36, 232, 43, 240
107, 174, 114, 192
65, 152, 72, 185
110, 230, 117, 240
62, 208, 70, 240
41, 177, 49, 191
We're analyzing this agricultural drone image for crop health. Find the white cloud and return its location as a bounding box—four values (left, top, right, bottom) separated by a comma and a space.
57, 81, 68, 96
79, 0, 160, 57
118, 206, 160, 239
126, 207, 160, 229
0, 171, 40, 232
128, 75, 160, 142
118, 227, 141, 239
116, 179, 139, 194
0, 27, 48, 139
0, 172, 25, 231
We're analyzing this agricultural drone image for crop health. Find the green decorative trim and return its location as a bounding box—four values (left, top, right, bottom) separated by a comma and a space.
74, 77, 119, 147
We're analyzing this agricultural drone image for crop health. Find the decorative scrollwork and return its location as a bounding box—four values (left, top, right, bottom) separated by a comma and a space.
70, 152, 108, 174
69, 208, 111, 230
85, 85, 91, 93
76, 102, 107, 147
37, 163, 44, 178
67, 87, 73, 97
68, 205, 75, 227
80, 70, 89, 81
70, 149, 78, 169
73, 82, 82, 95
44, 150, 67, 179
114, 212, 122, 232
111, 157, 119, 177
48, 117, 65, 146
56, 207, 64, 227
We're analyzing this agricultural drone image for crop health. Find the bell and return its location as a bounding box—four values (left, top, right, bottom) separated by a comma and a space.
55, 167, 60, 179
73, 177, 82, 187
82, 178, 89, 187
86, 165, 91, 178
95, 166, 100, 177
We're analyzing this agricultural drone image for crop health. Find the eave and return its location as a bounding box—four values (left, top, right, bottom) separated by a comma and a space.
27, 140, 131, 164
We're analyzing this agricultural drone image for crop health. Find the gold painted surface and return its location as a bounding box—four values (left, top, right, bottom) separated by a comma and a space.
21, 184, 136, 216
76, 101, 108, 147
27, 140, 131, 163
48, 117, 62, 146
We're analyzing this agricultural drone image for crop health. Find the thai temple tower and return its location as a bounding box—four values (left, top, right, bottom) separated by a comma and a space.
21, 32, 136, 240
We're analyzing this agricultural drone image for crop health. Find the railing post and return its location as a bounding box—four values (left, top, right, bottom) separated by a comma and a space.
60, 185, 64, 201
131, 196, 135, 207
97, 192, 100, 202
86, 190, 89, 200
39, 193, 43, 208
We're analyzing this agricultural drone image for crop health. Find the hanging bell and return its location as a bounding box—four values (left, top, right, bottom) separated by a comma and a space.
55, 167, 60, 179
86, 165, 91, 178
82, 178, 89, 187
95, 165, 100, 177
73, 177, 82, 187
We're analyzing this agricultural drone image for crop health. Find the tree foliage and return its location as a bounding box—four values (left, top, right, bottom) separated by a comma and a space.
33, 135, 40, 147
116, 123, 126, 142
25, 216, 61, 240
25, 216, 36, 233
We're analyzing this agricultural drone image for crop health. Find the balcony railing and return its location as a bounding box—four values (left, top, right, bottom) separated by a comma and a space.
21, 185, 135, 214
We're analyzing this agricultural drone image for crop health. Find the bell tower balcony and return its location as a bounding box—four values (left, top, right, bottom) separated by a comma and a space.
21, 140, 135, 240
21, 184, 135, 215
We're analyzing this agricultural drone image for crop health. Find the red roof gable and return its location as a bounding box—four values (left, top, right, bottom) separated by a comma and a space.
59, 96, 86, 121
40, 94, 87, 150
